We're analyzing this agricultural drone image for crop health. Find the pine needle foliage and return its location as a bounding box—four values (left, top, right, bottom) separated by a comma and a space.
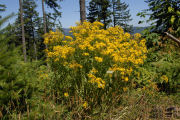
112, 0, 132, 32
0, 14, 38, 119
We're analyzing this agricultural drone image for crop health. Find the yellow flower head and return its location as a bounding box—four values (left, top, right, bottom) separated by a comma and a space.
82, 52, 89, 56
123, 87, 128, 92
161, 75, 168, 83
124, 32, 131, 39
91, 68, 98, 73
124, 77, 129, 82
64, 92, 69, 97
65, 36, 73, 41
134, 33, 141, 39
83, 101, 88, 109
94, 57, 103, 62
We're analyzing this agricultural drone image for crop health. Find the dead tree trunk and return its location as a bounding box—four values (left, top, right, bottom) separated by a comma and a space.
165, 32, 180, 46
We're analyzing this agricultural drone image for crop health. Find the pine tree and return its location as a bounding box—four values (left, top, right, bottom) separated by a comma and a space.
15, 0, 41, 60
15, 0, 46, 60
0, 10, 33, 118
23, 0, 39, 60
19, 0, 27, 62
99, 0, 112, 29
87, 0, 112, 29
87, 0, 98, 23
112, 0, 132, 32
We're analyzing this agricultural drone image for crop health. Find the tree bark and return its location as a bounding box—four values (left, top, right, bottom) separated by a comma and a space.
112, 0, 116, 27
165, 32, 180, 46
79, 0, 86, 23
19, 0, 27, 62
33, 40, 37, 60
42, 0, 47, 49
31, 18, 37, 61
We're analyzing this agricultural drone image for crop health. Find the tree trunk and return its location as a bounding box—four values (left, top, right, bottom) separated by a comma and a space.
112, 0, 116, 27
33, 40, 37, 60
31, 18, 37, 60
79, 0, 86, 23
19, 0, 27, 62
42, 0, 47, 49
165, 32, 180, 46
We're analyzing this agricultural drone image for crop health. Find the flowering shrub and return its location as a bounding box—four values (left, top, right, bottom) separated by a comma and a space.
44, 21, 147, 109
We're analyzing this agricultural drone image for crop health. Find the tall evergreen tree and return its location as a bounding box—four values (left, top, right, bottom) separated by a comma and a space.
0, 9, 33, 119
87, 0, 98, 23
15, 0, 45, 60
112, 0, 132, 32
87, 0, 112, 29
19, 0, 27, 62
23, 0, 39, 60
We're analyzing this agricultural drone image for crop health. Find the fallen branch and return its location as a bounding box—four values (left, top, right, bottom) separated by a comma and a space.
164, 32, 180, 46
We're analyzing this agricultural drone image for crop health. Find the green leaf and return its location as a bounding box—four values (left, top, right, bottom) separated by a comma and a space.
168, 7, 174, 13
170, 15, 175, 24
176, 11, 180, 16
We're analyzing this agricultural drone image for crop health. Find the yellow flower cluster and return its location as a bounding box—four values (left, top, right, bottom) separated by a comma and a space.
82, 52, 89, 56
94, 57, 103, 62
44, 21, 147, 89
134, 33, 141, 39
69, 21, 147, 67
38, 70, 49, 80
46, 45, 75, 60
88, 73, 105, 89
161, 75, 168, 83
39, 73, 49, 80
44, 30, 64, 45
90, 68, 98, 74
69, 61, 83, 69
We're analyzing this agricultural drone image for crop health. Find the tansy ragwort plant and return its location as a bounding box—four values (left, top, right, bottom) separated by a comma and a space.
44, 21, 147, 109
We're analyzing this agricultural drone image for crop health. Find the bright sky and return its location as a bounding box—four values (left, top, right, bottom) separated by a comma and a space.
1, 0, 150, 28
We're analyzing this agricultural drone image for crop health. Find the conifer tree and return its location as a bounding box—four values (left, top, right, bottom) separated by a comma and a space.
112, 0, 132, 32
87, 0, 98, 23
19, 0, 27, 62
87, 0, 112, 29
16, 0, 41, 60
23, 0, 39, 60
0, 9, 33, 118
